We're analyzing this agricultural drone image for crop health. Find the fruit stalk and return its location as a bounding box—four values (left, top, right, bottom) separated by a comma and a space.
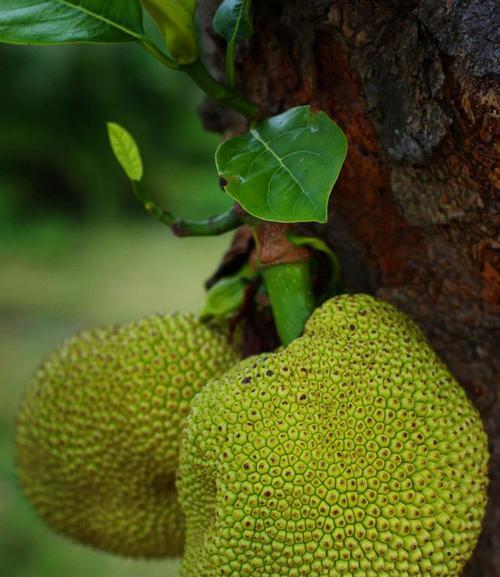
254, 222, 315, 345
262, 261, 314, 346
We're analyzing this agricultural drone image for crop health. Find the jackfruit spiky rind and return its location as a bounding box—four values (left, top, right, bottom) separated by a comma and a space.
15, 313, 239, 558
178, 294, 489, 577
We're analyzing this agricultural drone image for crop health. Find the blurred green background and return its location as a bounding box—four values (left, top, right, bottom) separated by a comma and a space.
0, 41, 233, 577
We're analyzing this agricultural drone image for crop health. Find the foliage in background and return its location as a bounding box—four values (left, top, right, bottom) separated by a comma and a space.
0, 43, 230, 241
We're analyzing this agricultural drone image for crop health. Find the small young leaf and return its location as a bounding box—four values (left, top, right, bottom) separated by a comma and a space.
201, 263, 254, 320
201, 275, 246, 320
213, 0, 252, 43
0, 0, 144, 45
107, 123, 144, 182
141, 0, 198, 64
215, 105, 348, 223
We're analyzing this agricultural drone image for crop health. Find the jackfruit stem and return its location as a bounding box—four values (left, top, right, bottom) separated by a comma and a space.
253, 222, 315, 345
263, 261, 315, 346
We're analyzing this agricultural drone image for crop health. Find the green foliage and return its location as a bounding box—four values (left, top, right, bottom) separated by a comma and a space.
213, 0, 252, 43
216, 105, 348, 223
141, 0, 198, 64
0, 0, 144, 45
107, 122, 144, 182
0, 44, 228, 226
201, 264, 255, 320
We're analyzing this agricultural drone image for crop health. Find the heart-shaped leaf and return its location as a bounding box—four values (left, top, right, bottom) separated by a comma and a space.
215, 105, 347, 223
0, 0, 144, 45
213, 0, 252, 43
107, 122, 143, 181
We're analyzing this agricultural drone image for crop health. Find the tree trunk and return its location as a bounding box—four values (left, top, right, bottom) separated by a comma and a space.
199, 1, 499, 574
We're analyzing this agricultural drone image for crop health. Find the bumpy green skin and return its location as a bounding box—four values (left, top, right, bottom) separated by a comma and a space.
15, 314, 239, 558
178, 294, 489, 577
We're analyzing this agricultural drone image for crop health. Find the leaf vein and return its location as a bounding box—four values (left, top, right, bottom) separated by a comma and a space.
55, 0, 144, 40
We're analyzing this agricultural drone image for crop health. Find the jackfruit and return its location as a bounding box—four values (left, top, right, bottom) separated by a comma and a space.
15, 313, 239, 558
178, 294, 489, 577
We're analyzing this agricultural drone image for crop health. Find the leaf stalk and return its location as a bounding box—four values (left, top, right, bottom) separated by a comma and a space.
141, 38, 179, 70
171, 206, 243, 236
132, 175, 243, 236
182, 60, 257, 119
226, 41, 236, 89
141, 40, 257, 118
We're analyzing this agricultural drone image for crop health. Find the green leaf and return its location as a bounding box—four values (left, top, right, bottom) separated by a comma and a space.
107, 122, 143, 181
201, 276, 245, 320
213, 0, 252, 43
141, 0, 197, 64
201, 264, 254, 320
58, 0, 144, 38
215, 105, 348, 224
0, 0, 144, 45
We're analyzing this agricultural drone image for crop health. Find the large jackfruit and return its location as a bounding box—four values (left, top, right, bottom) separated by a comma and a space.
178, 294, 489, 577
15, 313, 239, 558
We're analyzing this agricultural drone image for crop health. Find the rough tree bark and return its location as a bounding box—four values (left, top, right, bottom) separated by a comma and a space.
199, 1, 499, 575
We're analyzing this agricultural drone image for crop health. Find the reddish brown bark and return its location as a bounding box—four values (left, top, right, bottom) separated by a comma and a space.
200, 1, 499, 574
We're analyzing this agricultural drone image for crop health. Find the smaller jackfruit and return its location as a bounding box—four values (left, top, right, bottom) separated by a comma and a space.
178, 294, 489, 577
15, 314, 238, 558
